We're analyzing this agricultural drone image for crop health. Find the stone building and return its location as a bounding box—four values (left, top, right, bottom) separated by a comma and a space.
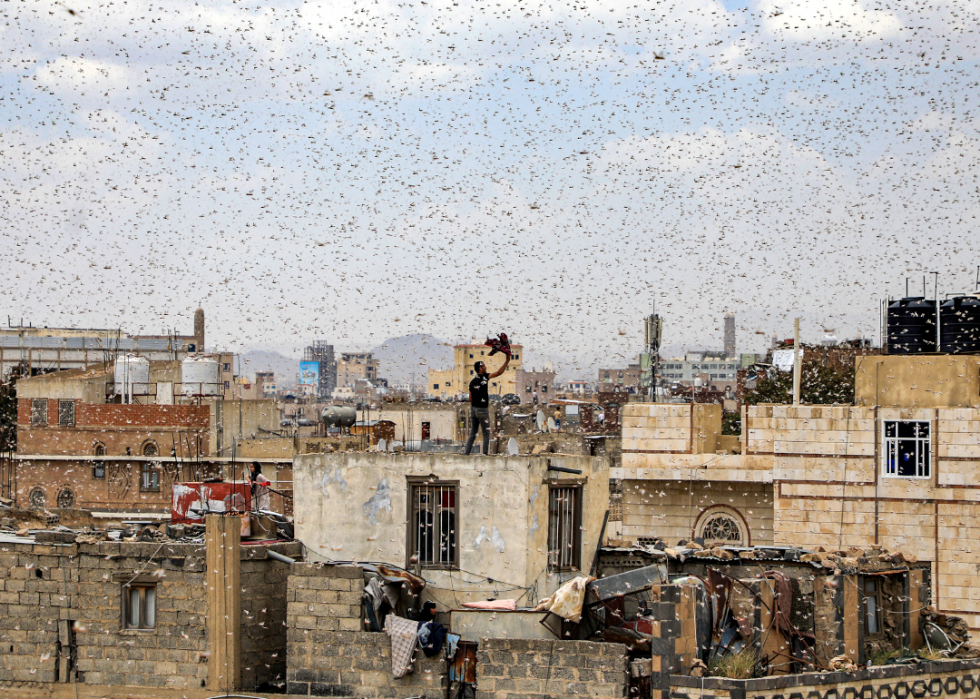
514, 367, 557, 404
615, 353, 980, 631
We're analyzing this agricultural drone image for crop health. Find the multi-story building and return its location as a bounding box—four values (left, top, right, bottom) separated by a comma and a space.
659, 351, 740, 392
513, 368, 556, 404
598, 361, 642, 392
566, 379, 592, 395
336, 352, 380, 388
302, 341, 337, 399
11, 358, 280, 513
615, 353, 980, 632
427, 343, 524, 398
0, 308, 206, 378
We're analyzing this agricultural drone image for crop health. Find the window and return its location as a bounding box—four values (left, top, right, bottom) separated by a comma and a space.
863, 577, 881, 637
57, 487, 75, 509
421, 422, 431, 440
696, 507, 747, 546
224, 380, 230, 389
445, 381, 450, 387
883, 420, 930, 478
548, 486, 582, 572
58, 400, 75, 427
31, 399, 48, 426
123, 584, 156, 630
542, 386, 548, 393
409, 481, 458, 569
93, 461, 106, 480
141, 463, 160, 492
222, 363, 231, 372
142, 442, 158, 456
28, 488, 46, 510
432, 383, 439, 390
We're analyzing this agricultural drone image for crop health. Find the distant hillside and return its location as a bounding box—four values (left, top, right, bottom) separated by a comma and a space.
371, 334, 453, 386
238, 349, 301, 384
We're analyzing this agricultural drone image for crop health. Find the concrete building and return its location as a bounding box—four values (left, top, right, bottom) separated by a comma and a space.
303, 340, 337, 399
597, 362, 642, 393
427, 343, 524, 398
660, 351, 740, 393
292, 453, 608, 606
336, 352, 380, 388
0, 308, 206, 379
615, 353, 980, 632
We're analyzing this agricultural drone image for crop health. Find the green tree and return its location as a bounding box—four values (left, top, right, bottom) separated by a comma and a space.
0, 366, 26, 453
744, 359, 855, 406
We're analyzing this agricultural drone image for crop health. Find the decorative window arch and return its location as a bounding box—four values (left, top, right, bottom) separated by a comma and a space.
28, 488, 46, 511
94, 442, 107, 457
57, 487, 75, 510
694, 506, 749, 547
142, 441, 159, 457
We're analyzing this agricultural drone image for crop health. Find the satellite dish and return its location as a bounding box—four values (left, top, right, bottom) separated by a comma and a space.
507, 437, 519, 456
547, 417, 557, 432
536, 410, 546, 431
377, 438, 387, 452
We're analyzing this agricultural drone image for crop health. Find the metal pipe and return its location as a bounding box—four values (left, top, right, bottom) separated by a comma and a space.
267, 550, 295, 565
547, 465, 582, 475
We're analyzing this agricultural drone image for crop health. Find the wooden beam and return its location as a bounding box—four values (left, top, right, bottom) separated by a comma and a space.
206, 514, 241, 692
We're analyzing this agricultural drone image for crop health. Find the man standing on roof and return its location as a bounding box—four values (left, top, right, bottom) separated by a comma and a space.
464, 355, 510, 456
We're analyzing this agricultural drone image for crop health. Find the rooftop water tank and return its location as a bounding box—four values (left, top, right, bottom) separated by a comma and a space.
940, 296, 980, 354
321, 405, 357, 428
887, 298, 937, 354
113, 355, 150, 396
181, 356, 220, 397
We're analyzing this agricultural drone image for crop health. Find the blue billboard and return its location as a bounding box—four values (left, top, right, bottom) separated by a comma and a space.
299, 361, 319, 386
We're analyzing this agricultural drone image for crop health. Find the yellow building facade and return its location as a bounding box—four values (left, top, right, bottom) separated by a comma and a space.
428, 343, 523, 398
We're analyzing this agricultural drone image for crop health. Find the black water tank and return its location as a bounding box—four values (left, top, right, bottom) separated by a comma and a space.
887, 297, 937, 354
940, 296, 980, 353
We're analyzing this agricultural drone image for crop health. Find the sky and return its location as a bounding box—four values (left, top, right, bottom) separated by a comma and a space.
2, 0, 979, 375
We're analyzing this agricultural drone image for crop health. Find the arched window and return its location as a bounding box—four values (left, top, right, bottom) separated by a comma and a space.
28, 488, 46, 511
695, 507, 748, 547
142, 442, 158, 457
57, 488, 75, 509
94, 443, 106, 456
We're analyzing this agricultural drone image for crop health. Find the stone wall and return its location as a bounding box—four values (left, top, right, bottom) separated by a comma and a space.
75, 542, 209, 690
241, 546, 294, 692
286, 562, 450, 698
475, 638, 628, 699
0, 541, 75, 683
0, 538, 297, 691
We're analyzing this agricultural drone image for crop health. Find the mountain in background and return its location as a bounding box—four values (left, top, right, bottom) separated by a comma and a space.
371, 333, 453, 386
238, 349, 301, 384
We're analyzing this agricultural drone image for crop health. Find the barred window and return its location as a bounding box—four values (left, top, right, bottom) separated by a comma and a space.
883, 420, 930, 478
140, 463, 160, 492
548, 485, 582, 572
31, 399, 48, 426
408, 481, 457, 569
58, 400, 75, 427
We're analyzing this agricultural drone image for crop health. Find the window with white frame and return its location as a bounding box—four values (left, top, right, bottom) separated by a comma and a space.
883, 420, 930, 478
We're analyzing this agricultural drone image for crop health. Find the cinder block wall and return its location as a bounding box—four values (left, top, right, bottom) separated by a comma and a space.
0, 542, 76, 683
286, 562, 448, 698
240, 544, 296, 691
475, 638, 628, 699
75, 542, 210, 690
0, 539, 297, 690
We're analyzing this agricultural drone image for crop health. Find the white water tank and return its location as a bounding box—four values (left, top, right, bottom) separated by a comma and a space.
181, 356, 220, 397
114, 355, 150, 396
